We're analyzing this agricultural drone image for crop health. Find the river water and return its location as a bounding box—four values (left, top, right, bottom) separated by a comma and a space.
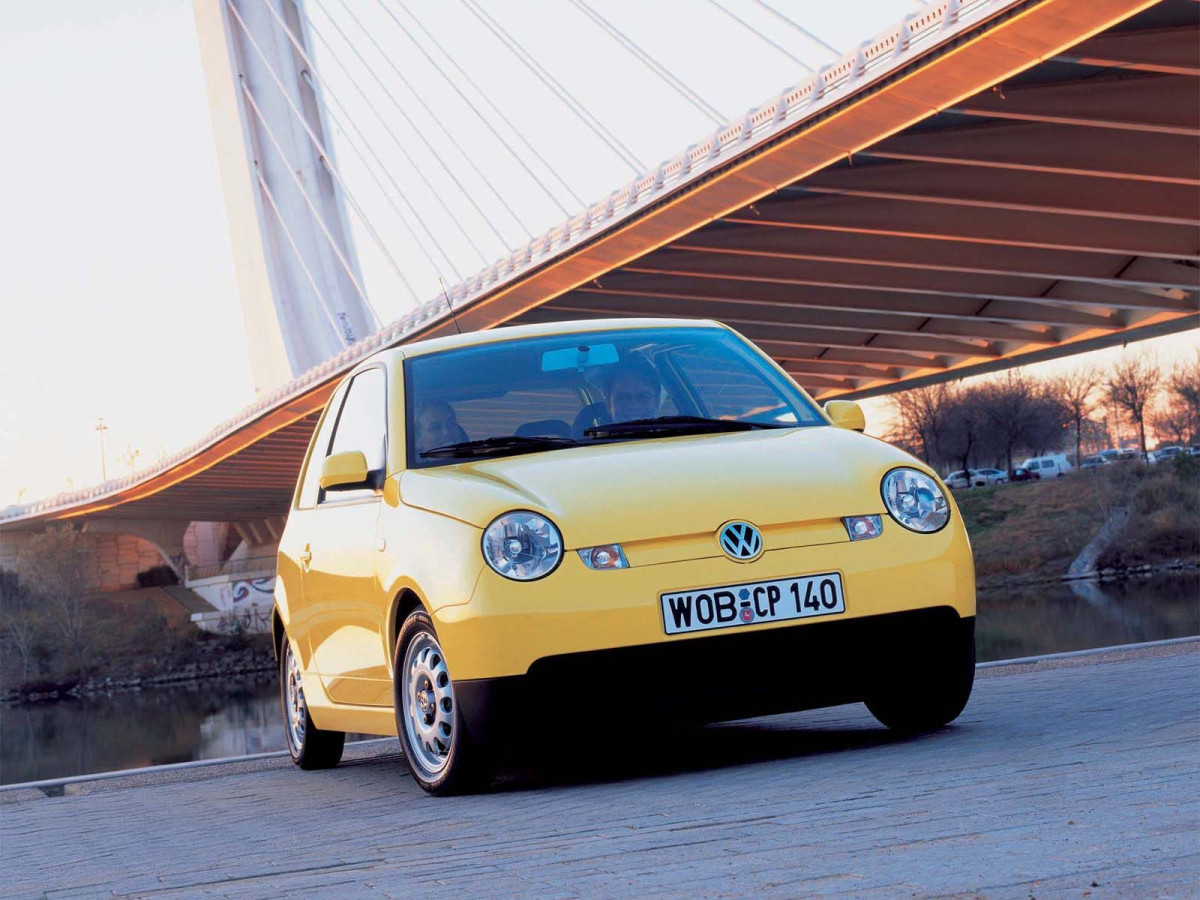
2, 573, 1196, 786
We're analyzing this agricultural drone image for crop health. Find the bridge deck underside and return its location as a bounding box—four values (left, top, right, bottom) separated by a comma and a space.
510, 7, 1199, 397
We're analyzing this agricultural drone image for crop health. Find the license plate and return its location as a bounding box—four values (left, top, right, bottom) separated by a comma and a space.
660, 572, 845, 635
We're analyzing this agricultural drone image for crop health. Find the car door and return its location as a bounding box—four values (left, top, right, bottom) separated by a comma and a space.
279, 381, 348, 668
303, 366, 393, 707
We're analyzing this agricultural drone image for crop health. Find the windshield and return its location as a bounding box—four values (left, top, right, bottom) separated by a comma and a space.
404, 326, 823, 467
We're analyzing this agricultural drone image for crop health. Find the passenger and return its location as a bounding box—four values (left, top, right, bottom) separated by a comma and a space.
415, 400, 467, 454
605, 357, 662, 423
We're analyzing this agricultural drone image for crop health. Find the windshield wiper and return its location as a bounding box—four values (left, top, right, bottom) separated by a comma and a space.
420, 434, 579, 459
585, 415, 788, 439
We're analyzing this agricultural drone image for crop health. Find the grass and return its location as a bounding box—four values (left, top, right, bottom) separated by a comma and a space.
955, 456, 1199, 589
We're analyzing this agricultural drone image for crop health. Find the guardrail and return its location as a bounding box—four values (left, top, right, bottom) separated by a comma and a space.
183, 555, 277, 584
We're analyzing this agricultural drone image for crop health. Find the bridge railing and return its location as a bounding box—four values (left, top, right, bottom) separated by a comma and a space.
184, 554, 277, 584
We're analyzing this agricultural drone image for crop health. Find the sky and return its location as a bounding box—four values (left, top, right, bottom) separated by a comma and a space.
0, 0, 1196, 504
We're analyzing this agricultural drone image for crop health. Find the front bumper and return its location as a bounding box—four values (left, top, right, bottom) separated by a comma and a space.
434, 520, 975, 681
456, 608, 974, 743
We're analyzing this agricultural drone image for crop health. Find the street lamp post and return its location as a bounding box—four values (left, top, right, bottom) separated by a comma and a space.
95, 417, 109, 482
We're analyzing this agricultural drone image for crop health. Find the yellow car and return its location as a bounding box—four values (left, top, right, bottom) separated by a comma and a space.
274, 318, 975, 793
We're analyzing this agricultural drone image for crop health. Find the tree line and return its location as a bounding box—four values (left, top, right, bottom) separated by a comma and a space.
886, 350, 1199, 474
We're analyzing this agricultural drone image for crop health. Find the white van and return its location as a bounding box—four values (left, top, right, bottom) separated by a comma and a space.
1020, 454, 1073, 478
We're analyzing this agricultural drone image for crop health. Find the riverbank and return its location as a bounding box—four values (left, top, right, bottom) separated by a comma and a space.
0, 582, 275, 705
954, 457, 1199, 591
6, 637, 276, 704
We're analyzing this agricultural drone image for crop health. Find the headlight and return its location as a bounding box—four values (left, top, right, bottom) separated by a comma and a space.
881, 468, 950, 533
482, 511, 563, 580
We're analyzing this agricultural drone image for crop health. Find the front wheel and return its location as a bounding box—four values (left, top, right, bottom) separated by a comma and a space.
280, 638, 345, 769
866, 618, 975, 734
394, 609, 491, 795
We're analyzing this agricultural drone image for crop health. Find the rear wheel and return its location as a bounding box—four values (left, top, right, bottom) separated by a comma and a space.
866, 618, 975, 734
394, 609, 491, 795
280, 639, 344, 769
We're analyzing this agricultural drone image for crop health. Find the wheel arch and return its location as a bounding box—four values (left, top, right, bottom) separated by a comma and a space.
388, 587, 431, 658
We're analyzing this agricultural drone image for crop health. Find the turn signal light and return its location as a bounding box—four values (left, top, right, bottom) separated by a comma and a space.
578, 544, 629, 569
843, 515, 883, 541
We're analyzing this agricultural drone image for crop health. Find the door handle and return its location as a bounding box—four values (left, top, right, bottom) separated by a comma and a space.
299, 543, 312, 573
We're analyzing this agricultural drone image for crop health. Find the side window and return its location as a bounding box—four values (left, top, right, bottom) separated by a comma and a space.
297, 387, 346, 509
322, 368, 387, 504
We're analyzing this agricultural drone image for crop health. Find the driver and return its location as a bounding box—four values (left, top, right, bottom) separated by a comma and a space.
605, 357, 662, 423
414, 400, 466, 455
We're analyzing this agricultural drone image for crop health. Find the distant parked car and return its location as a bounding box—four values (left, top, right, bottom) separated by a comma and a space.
1008, 467, 1039, 483
1020, 455, 1073, 478
1190, 446, 1200, 458
945, 468, 1007, 489
1080, 455, 1110, 470
1150, 446, 1185, 464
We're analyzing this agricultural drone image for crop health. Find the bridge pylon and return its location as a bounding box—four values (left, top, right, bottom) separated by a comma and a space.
194, 0, 375, 393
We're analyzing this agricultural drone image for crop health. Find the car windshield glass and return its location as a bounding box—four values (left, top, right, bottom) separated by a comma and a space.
404, 326, 823, 467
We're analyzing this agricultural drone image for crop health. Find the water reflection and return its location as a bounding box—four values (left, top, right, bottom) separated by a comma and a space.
976, 573, 1198, 662
1, 676, 284, 785
2, 575, 1196, 785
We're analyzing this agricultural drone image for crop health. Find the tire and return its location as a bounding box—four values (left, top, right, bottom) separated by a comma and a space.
866, 618, 975, 734
280, 638, 345, 770
394, 609, 491, 795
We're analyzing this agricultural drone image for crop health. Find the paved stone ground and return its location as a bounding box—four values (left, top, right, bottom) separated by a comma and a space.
2, 645, 1197, 899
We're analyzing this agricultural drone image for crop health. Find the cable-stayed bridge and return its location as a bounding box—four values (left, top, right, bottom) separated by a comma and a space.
2, 0, 1196, 609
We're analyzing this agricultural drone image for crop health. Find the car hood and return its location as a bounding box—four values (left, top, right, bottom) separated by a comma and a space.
399, 427, 929, 551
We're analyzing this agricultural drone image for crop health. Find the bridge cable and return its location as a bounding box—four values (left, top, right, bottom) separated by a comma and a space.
254, 171, 354, 346
569, 0, 729, 126
460, 0, 646, 174
322, 0, 531, 244
749, 0, 842, 58
377, 0, 577, 218
303, 71, 459, 285
392, 0, 586, 211
302, 7, 492, 266
703, 0, 814, 72
238, 79, 386, 322
226, 0, 417, 310
263, 2, 462, 282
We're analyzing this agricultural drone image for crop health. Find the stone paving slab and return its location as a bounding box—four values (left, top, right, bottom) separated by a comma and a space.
2, 645, 1197, 899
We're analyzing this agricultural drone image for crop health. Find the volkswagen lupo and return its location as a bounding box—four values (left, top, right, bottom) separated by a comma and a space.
275, 319, 975, 793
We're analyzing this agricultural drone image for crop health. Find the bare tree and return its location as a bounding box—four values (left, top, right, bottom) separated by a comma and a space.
1049, 365, 1100, 464
16, 525, 95, 680
981, 370, 1047, 473
1158, 352, 1200, 445
943, 386, 988, 474
1105, 351, 1163, 461
119, 444, 141, 475
889, 383, 954, 467
0, 569, 41, 686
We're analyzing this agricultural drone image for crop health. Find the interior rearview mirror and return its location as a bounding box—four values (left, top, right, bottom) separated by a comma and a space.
824, 400, 866, 432
319, 450, 371, 491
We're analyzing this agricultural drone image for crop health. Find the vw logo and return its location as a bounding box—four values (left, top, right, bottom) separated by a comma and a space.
718, 521, 763, 562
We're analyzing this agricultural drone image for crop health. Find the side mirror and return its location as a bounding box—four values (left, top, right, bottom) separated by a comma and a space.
319, 450, 371, 491
824, 400, 866, 432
